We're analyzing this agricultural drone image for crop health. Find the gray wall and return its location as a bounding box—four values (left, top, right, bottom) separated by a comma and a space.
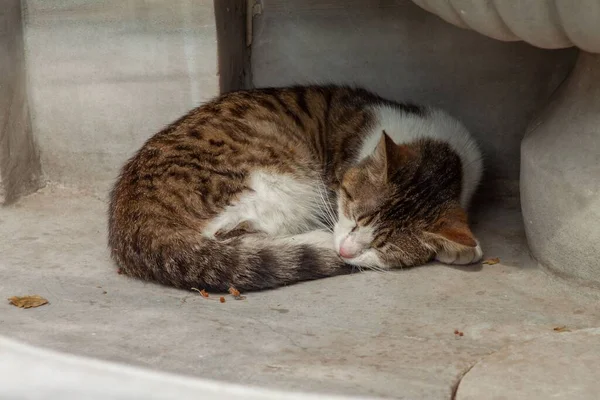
22, 0, 223, 196
0, 0, 41, 204
18, 0, 579, 199
251, 0, 578, 195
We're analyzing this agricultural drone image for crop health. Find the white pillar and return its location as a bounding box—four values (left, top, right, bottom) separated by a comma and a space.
521, 51, 600, 287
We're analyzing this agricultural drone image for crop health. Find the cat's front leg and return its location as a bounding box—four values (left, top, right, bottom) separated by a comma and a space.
435, 240, 483, 265
214, 220, 266, 240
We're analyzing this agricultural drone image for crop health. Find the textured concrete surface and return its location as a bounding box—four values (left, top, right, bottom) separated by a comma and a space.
251, 0, 578, 195
456, 328, 600, 400
2, 186, 600, 399
0, 337, 374, 400
5, 0, 600, 397
521, 52, 600, 287
0, 0, 42, 204
22, 0, 222, 195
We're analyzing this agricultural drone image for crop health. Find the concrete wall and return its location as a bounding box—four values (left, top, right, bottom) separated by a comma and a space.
251, 0, 578, 196
521, 52, 600, 287
22, 0, 231, 196
0, 0, 41, 204
15, 0, 579, 201
215, 0, 250, 93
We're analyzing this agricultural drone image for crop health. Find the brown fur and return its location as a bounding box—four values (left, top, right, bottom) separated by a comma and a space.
338, 132, 477, 267
108, 85, 475, 292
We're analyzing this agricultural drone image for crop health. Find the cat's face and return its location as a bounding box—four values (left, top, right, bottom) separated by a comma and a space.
333, 132, 476, 269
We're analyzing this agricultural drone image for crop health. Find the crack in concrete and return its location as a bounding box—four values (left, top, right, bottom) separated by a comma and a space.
247, 316, 310, 353
450, 359, 480, 400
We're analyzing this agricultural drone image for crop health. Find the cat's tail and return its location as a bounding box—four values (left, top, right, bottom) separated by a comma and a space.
111, 229, 353, 292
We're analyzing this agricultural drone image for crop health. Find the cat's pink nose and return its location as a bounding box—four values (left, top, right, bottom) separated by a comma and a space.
339, 238, 360, 259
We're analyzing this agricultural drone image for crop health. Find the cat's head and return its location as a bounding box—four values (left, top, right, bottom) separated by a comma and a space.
333, 131, 477, 269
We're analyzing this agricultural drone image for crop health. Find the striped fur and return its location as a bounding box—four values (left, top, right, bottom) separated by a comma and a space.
108, 85, 482, 292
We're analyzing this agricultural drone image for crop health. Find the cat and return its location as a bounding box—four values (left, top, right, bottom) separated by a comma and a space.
108, 85, 483, 292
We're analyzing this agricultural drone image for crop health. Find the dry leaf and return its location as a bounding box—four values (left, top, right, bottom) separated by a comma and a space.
219, 296, 226, 303
228, 286, 246, 300
191, 288, 210, 298
8, 295, 49, 309
553, 326, 571, 333
482, 257, 500, 265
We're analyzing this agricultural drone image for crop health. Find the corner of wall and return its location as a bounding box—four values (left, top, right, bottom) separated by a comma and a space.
0, 0, 43, 205
214, 0, 254, 92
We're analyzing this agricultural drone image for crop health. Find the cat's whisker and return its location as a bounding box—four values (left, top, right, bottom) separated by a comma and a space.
365, 264, 388, 274
323, 187, 337, 219
301, 184, 332, 230
314, 197, 335, 229
324, 187, 339, 225
317, 180, 336, 220
296, 196, 332, 233
317, 221, 334, 233
314, 179, 337, 229
109, 85, 482, 293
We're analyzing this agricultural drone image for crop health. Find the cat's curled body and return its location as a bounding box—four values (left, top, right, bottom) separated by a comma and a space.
108, 85, 483, 291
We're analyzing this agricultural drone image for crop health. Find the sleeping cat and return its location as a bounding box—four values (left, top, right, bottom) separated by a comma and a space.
108, 85, 483, 292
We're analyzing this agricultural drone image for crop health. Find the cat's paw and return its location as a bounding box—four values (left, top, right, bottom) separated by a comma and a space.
435, 241, 483, 265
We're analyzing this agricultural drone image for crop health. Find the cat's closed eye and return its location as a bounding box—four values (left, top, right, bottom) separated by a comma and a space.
357, 214, 375, 225
371, 230, 391, 248
109, 84, 482, 292
341, 186, 353, 201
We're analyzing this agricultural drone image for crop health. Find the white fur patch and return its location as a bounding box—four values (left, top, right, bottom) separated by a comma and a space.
333, 200, 356, 253
203, 171, 328, 238
345, 249, 386, 269
435, 241, 483, 265
360, 105, 483, 209
275, 230, 336, 250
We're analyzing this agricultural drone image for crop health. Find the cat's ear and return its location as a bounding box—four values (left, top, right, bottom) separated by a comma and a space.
426, 206, 477, 248
374, 131, 414, 180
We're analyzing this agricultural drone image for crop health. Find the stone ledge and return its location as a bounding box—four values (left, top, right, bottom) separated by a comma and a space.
456, 328, 600, 399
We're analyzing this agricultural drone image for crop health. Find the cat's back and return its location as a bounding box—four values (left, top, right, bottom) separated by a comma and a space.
112, 84, 382, 199
109, 86, 346, 237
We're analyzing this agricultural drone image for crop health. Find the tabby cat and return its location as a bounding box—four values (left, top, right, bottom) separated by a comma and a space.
108, 85, 483, 292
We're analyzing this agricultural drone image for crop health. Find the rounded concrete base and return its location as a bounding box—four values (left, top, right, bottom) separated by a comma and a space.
521, 51, 600, 287
456, 328, 600, 400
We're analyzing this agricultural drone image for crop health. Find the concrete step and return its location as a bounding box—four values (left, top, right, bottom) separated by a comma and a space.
2, 186, 599, 399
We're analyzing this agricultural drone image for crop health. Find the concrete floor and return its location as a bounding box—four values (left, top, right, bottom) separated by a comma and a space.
2, 185, 600, 399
